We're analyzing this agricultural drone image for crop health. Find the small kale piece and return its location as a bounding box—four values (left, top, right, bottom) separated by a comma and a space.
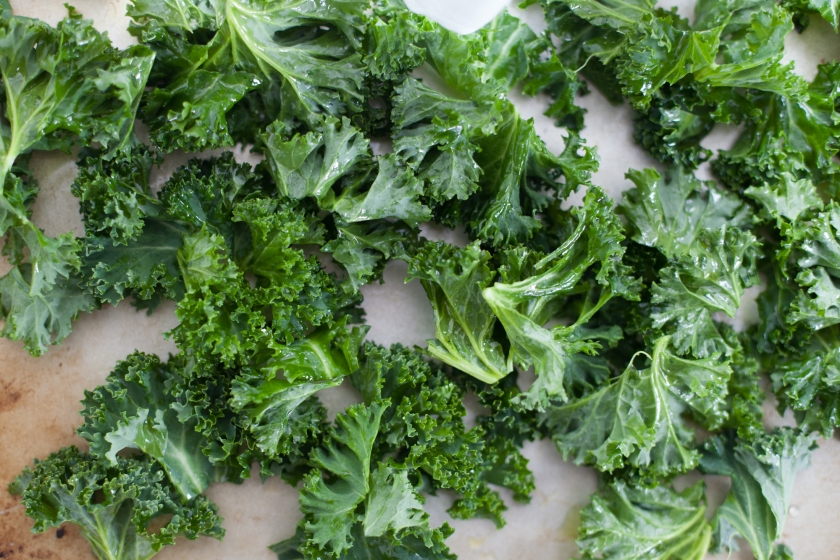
577, 480, 712, 560
619, 167, 749, 259
10, 446, 223, 560
650, 227, 761, 357
701, 429, 817, 560
483, 187, 634, 409
542, 335, 731, 479
352, 344, 527, 526
72, 146, 161, 245
294, 402, 452, 559
78, 352, 234, 501
408, 241, 510, 384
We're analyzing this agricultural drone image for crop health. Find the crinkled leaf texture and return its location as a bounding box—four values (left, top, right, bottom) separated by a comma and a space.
10, 447, 223, 560
351, 344, 524, 526
78, 352, 232, 501
297, 402, 451, 559
651, 227, 760, 357
483, 187, 632, 410
0, 7, 152, 354
541, 335, 731, 479
408, 241, 510, 384
130, 0, 368, 150
700, 429, 817, 560
578, 479, 712, 560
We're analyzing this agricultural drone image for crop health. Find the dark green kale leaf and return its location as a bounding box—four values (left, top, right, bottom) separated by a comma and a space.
352, 344, 529, 526
541, 335, 731, 479
464, 103, 598, 247
701, 429, 817, 560
10, 446, 223, 560
771, 325, 840, 436
293, 402, 452, 559
78, 352, 234, 501
72, 146, 161, 245
129, 0, 369, 150
577, 479, 712, 559
390, 77, 500, 204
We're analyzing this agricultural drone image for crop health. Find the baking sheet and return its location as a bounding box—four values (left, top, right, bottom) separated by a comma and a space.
1, 1, 839, 559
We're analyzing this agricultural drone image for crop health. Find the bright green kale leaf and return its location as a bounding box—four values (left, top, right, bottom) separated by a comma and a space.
619, 167, 749, 259
0, 8, 152, 190
701, 429, 817, 560
483, 187, 632, 409
364, 3, 426, 83
332, 153, 431, 224
10, 447, 223, 560
322, 219, 415, 292
230, 319, 367, 459
129, 0, 368, 149
713, 62, 840, 192
541, 335, 731, 479
0, 266, 94, 356
407, 241, 510, 384
577, 480, 712, 560
0, 7, 152, 354
262, 116, 371, 203
787, 204, 840, 330
650, 227, 760, 357
272, 523, 456, 560
351, 344, 523, 526
481, 11, 547, 92
78, 352, 231, 501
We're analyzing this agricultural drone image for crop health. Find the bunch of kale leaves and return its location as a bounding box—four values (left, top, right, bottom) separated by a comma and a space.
3, 0, 836, 558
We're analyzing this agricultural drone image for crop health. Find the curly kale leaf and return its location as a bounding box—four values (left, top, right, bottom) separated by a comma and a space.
230, 319, 367, 459
296, 402, 451, 559
130, 0, 368, 150
619, 167, 750, 259
10, 447, 223, 560
466, 104, 599, 247
481, 10, 548, 92
323, 219, 415, 292
483, 187, 633, 409
577, 480, 712, 560
0, 266, 94, 356
713, 62, 840, 192
650, 227, 761, 357
701, 429, 817, 560
352, 344, 526, 526
390, 77, 499, 204
72, 146, 161, 245
771, 325, 840, 435
78, 352, 233, 501
408, 241, 510, 384
541, 335, 731, 479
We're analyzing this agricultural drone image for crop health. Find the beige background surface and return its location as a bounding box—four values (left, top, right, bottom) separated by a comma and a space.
1, 1, 839, 559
